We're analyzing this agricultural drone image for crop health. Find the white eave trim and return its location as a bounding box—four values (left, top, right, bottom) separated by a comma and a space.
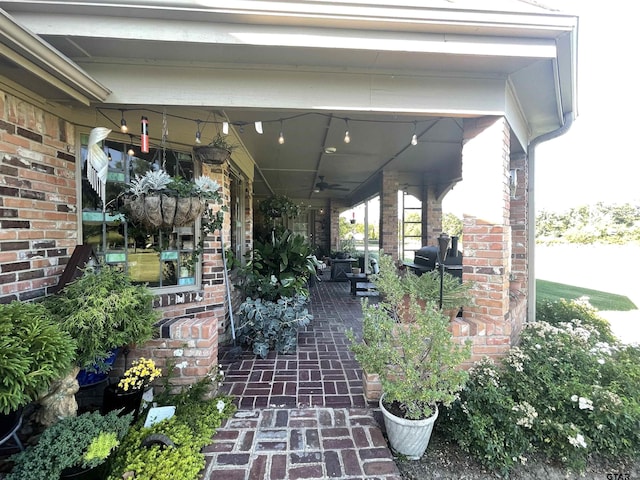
0, 9, 111, 104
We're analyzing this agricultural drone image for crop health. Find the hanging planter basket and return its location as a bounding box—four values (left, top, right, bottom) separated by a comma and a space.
193, 145, 231, 164
124, 194, 206, 229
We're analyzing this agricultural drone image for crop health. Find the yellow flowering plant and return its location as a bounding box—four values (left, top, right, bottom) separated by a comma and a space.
117, 357, 161, 392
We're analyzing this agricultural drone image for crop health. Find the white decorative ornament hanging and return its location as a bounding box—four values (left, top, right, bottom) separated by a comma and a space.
87, 127, 112, 207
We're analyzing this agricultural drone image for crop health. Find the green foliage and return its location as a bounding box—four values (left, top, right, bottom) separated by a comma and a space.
348, 296, 471, 420
536, 297, 617, 344
7, 410, 132, 479
106, 391, 235, 480
442, 299, 640, 474
258, 194, 301, 220
536, 202, 640, 245
43, 266, 159, 372
373, 253, 473, 312
240, 230, 316, 301
442, 213, 463, 240
209, 133, 238, 152
84, 432, 120, 463
0, 301, 75, 414
237, 295, 313, 358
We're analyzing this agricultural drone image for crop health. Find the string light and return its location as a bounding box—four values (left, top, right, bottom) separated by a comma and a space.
127, 135, 135, 156
343, 119, 351, 144
98, 107, 436, 149
195, 120, 202, 144
119, 110, 128, 133
411, 122, 418, 146
278, 121, 285, 145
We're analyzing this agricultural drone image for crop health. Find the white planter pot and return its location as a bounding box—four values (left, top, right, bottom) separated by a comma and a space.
379, 394, 438, 460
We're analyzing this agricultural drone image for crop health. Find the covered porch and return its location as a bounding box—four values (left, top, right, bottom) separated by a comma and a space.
0, 0, 577, 384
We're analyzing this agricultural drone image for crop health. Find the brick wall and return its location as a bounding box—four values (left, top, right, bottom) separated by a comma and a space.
0, 90, 77, 303
455, 116, 513, 365
380, 171, 399, 259
422, 185, 442, 246
0, 89, 229, 387
329, 198, 346, 252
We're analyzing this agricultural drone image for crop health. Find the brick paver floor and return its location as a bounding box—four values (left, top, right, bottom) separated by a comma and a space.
204, 272, 400, 479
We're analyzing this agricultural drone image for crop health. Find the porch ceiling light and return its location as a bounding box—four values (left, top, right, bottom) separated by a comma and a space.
120, 110, 128, 133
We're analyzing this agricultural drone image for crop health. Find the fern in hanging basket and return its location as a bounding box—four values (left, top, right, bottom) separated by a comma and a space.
121, 170, 223, 230
258, 195, 301, 219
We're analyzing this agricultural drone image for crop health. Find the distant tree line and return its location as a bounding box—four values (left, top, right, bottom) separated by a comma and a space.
536, 202, 640, 244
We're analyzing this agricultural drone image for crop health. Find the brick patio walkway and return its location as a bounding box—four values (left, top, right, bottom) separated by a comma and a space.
203, 273, 400, 479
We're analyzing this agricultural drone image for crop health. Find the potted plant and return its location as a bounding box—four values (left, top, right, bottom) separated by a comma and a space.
42, 266, 160, 388
257, 194, 301, 220
235, 230, 317, 358
193, 133, 238, 164
373, 253, 473, 321
6, 410, 132, 480
103, 357, 162, 420
348, 295, 471, 459
237, 295, 313, 358
239, 230, 317, 301
0, 301, 76, 440
121, 169, 223, 230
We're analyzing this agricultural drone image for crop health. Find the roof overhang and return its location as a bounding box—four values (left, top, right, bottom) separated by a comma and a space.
0, 8, 111, 105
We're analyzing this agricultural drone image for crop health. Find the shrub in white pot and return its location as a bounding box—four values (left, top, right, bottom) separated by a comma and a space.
348, 295, 471, 459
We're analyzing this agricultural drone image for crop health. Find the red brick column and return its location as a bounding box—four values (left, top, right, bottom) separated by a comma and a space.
329, 199, 346, 252
422, 185, 442, 246
454, 116, 513, 365
509, 153, 528, 342
380, 171, 399, 259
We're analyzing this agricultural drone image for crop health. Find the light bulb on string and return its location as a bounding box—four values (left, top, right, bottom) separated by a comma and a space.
120, 110, 128, 133
127, 135, 135, 156
411, 121, 418, 146
195, 120, 202, 144
343, 119, 351, 144
278, 121, 285, 145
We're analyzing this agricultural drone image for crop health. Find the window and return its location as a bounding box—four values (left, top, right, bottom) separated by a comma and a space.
400, 192, 422, 262
229, 170, 245, 267
80, 136, 199, 289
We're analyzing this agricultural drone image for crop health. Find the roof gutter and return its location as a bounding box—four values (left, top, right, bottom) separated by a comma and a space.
0, 9, 111, 104
527, 111, 573, 323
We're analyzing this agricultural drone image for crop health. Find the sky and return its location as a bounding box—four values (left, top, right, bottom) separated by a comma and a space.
534, 0, 640, 212
443, 1, 639, 215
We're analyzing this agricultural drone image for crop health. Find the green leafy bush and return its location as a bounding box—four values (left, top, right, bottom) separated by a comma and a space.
240, 229, 317, 301
43, 266, 159, 372
106, 378, 235, 480
442, 299, 640, 474
348, 297, 471, 420
536, 297, 616, 344
0, 301, 75, 414
237, 294, 313, 358
7, 410, 132, 479
373, 253, 473, 313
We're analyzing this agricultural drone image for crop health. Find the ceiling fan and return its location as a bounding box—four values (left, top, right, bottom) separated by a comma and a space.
315, 176, 349, 192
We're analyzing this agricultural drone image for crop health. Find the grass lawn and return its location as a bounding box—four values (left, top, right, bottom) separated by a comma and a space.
536, 279, 638, 311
